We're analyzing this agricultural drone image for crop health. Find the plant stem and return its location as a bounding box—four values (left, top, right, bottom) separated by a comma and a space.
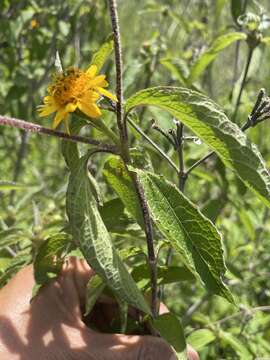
127, 116, 179, 173
108, 0, 158, 318
186, 150, 215, 176
107, 0, 128, 155
232, 45, 254, 123
0, 115, 118, 153
177, 122, 186, 191
164, 123, 186, 294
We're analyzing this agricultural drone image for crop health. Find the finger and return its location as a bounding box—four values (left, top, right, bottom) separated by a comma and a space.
81, 331, 178, 360
187, 344, 200, 360
55, 257, 95, 320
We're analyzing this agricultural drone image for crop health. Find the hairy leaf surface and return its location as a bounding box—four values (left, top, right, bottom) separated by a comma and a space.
126, 87, 270, 208
103, 156, 144, 227
66, 155, 150, 314
132, 169, 234, 303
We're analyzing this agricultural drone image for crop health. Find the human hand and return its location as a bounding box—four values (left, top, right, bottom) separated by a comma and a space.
0, 257, 199, 360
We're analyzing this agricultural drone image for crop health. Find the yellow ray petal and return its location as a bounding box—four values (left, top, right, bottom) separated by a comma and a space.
86, 64, 98, 78
52, 107, 68, 129
44, 95, 55, 104
78, 101, 102, 118
65, 102, 77, 113
87, 75, 107, 88
97, 87, 118, 101
81, 90, 100, 103
38, 104, 59, 117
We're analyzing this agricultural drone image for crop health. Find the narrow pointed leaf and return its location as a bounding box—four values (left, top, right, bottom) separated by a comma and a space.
132, 169, 234, 303
126, 87, 270, 208
103, 156, 144, 228
66, 155, 150, 315
89, 34, 114, 72
187, 32, 247, 84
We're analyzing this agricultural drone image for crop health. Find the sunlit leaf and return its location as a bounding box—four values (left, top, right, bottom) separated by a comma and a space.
187, 32, 247, 84
131, 169, 234, 303
187, 329, 216, 350
126, 87, 270, 208
89, 34, 114, 72
103, 156, 144, 228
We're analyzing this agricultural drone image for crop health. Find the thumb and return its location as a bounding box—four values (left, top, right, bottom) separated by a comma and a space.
82, 331, 177, 360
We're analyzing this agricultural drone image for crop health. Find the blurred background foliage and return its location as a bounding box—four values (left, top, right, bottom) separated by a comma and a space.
1, 0, 270, 358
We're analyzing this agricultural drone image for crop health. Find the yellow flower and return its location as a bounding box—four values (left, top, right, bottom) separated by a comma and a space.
38, 65, 117, 133
30, 19, 39, 29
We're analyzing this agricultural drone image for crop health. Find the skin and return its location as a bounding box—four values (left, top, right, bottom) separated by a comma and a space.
0, 257, 199, 360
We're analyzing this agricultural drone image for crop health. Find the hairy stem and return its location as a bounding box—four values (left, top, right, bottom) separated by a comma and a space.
0, 115, 118, 153
108, 0, 128, 153
177, 122, 186, 192
108, 0, 158, 318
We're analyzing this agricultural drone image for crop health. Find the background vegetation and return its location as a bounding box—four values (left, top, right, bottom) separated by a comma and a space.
1, 0, 270, 358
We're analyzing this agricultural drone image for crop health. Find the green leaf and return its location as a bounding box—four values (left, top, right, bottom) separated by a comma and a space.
220, 331, 252, 359
119, 246, 144, 261
103, 156, 144, 228
85, 275, 105, 316
0, 181, 27, 191
61, 117, 87, 170
0, 250, 31, 287
89, 34, 114, 72
126, 87, 270, 209
187, 329, 216, 350
261, 36, 270, 45
0, 228, 23, 249
160, 57, 188, 85
132, 264, 195, 290
66, 155, 150, 315
187, 32, 247, 84
231, 0, 244, 24
34, 233, 68, 286
100, 198, 135, 233
152, 313, 187, 359
132, 169, 234, 303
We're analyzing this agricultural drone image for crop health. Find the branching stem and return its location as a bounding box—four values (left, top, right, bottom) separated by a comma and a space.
127, 116, 179, 173
0, 115, 118, 153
